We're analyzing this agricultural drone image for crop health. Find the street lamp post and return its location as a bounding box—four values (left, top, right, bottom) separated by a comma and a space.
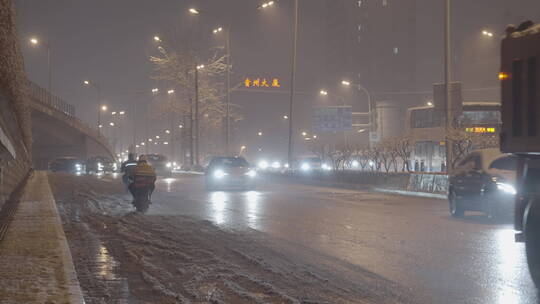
287, 0, 299, 168
30, 37, 52, 93
444, 0, 452, 173
84, 80, 103, 134
211, 25, 231, 155
259, 0, 299, 166
195, 64, 205, 166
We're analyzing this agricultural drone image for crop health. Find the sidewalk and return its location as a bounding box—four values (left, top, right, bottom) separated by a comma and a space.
0, 171, 84, 303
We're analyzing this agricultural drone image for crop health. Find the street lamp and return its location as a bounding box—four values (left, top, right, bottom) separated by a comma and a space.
153, 35, 161, 42
211, 23, 232, 155
83, 80, 103, 133
341, 79, 372, 128
29, 36, 52, 93
165, 130, 170, 134
109, 122, 115, 126
319, 90, 328, 96
152, 88, 159, 93
259, 1, 275, 9
261, 0, 296, 166
101, 105, 108, 111
258, 131, 263, 136
167, 89, 175, 94
482, 30, 494, 37
189, 8, 200, 14
119, 111, 125, 115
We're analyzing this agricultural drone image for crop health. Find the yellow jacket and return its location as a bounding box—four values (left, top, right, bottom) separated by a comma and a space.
130, 162, 156, 178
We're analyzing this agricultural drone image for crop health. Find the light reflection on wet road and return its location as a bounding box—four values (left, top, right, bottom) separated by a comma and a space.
112, 174, 538, 303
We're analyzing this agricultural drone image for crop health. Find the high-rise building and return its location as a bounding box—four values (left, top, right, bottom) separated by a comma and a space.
324, 0, 417, 109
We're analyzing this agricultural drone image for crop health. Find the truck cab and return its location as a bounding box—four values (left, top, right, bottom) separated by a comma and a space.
500, 20, 540, 287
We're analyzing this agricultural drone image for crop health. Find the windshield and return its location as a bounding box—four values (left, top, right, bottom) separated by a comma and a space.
212, 157, 249, 168
489, 156, 518, 171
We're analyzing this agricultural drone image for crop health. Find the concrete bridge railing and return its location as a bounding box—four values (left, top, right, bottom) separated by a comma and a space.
27, 81, 115, 160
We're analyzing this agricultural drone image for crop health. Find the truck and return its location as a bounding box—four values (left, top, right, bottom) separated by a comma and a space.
500, 20, 540, 287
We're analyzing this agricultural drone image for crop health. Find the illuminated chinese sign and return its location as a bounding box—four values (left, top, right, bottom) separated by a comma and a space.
465, 127, 496, 134
244, 77, 281, 88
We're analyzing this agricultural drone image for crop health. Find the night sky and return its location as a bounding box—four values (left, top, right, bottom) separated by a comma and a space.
14, 0, 540, 160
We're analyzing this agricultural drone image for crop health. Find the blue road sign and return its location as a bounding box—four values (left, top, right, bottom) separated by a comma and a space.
313, 106, 353, 132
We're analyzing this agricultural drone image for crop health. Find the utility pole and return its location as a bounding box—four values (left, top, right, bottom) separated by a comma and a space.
287, 0, 299, 168
189, 97, 195, 167
225, 27, 231, 156
195, 65, 201, 166
444, 0, 452, 173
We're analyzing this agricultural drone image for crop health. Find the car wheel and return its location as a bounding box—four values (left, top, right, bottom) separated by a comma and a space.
449, 190, 465, 217
526, 200, 540, 288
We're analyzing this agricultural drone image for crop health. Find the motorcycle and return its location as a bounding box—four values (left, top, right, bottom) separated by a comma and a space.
132, 186, 151, 213
129, 176, 155, 213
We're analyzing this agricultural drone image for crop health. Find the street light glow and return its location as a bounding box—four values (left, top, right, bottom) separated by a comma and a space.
153, 35, 161, 42
427, 101, 434, 106
111, 111, 117, 115
482, 30, 494, 37
165, 130, 170, 134
30, 37, 39, 45
197, 64, 205, 70
156, 135, 160, 139
341, 80, 351, 86
119, 111, 125, 115
109, 122, 114, 126
101, 105, 108, 111
283, 115, 289, 120
167, 89, 175, 94
320, 90, 328, 96
258, 131, 263, 136
189, 8, 200, 14
302, 131, 307, 136
179, 124, 184, 129
83, 80, 90, 85
213, 27, 223, 34
164, 142, 169, 145
152, 88, 159, 93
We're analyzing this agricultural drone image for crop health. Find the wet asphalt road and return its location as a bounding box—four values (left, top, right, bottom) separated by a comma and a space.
104, 173, 537, 303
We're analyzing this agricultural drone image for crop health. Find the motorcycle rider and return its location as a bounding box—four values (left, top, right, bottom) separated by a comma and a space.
121, 153, 138, 186
128, 155, 157, 203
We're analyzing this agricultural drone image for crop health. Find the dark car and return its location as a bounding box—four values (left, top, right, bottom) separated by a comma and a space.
205, 156, 257, 191
85, 156, 117, 173
49, 157, 84, 174
143, 154, 172, 177
448, 148, 518, 218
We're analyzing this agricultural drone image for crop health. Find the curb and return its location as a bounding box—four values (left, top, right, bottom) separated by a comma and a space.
0, 171, 84, 303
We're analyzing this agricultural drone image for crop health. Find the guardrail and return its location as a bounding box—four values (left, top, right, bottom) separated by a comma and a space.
27, 81, 75, 117
26, 81, 114, 159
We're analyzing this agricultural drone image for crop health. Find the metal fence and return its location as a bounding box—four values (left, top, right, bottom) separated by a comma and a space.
27, 81, 75, 117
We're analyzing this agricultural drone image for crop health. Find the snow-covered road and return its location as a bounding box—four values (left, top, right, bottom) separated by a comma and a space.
48, 172, 537, 303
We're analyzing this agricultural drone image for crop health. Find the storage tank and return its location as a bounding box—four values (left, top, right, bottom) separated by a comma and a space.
375, 101, 401, 140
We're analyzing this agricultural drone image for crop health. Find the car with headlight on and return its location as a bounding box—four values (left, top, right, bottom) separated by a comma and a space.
205, 156, 257, 191
85, 156, 117, 173
448, 148, 517, 219
49, 157, 85, 174
143, 154, 173, 177
294, 157, 332, 173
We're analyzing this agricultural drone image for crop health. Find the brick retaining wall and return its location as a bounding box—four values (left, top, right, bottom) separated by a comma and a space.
0, 0, 32, 208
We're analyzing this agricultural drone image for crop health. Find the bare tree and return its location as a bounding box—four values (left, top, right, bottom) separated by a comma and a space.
446, 127, 499, 169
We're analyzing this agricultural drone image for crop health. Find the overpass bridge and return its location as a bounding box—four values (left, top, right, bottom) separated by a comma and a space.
27, 81, 116, 169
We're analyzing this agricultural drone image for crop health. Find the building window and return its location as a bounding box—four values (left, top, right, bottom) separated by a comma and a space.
358, 0, 363, 7
393, 47, 399, 54
382, 0, 388, 7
